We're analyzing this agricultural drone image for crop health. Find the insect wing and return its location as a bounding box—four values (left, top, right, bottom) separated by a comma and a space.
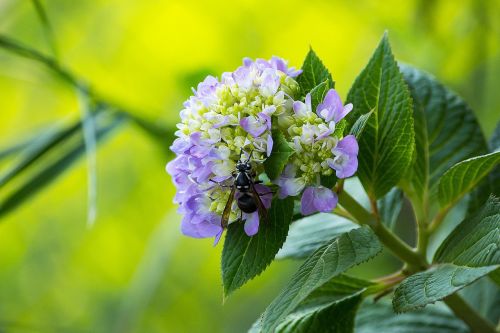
221, 186, 236, 228
250, 182, 268, 224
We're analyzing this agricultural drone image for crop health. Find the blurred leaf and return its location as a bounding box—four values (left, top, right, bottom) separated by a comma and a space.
221, 197, 294, 298
113, 213, 181, 333
0, 119, 83, 188
31, 0, 58, 59
349, 110, 373, 139
123, 112, 176, 153
76, 85, 98, 225
460, 276, 500, 325
356, 300, 469, 333
377, 188, 404, 230
297, 48, 334, 95
346, 33, 415, 199
393, 196, 500, 312
263, 131, 294, 180
260, 226, 382, 332
400, 65, 488, 204
276, 213, 357, 260
0, 141, 30, 161
437, 151, 500, 208
0, 113, 125, 219
250, 275, 372, 333
0, 34, 77, 85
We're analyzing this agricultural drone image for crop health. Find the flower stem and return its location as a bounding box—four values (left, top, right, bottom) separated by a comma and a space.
444, 293, 497, 333
412, 200, 429, 259
338, 191, 427, 271
337, 190, 374, 226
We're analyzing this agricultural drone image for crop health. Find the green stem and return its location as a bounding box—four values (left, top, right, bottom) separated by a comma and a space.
337, 190, 374, 226
338, 191, 427, 271
428, 204, 451, 233
372, 222, 427, 271
413, 200, 429, 259
444, 293, 497, 333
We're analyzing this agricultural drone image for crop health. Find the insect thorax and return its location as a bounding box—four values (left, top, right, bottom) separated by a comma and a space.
235, 172, 250, 190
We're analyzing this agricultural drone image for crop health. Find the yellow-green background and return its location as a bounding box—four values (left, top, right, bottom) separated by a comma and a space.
0, 0, 498, 332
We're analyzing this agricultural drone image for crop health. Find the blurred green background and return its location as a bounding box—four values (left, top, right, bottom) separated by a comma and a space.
0, 0, 498, 332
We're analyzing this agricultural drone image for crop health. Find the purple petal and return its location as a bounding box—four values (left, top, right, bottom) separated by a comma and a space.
334, 135, 359, 156
213, 229, 224, 246
287, 68, 303, 77
181, 213, 222, 238
327, 153, 358, 179
266, 134, 273, 157
170, 138, 191, 154
243, 57, 253, 67
240, 116, 267, 137
258, 112, 272, 130
259, 68, 280, 97
293, 101, 309, 117
277, 177, 305, 198
244, 212, 260, 236
270, 56, 288, 73
300, 187, 315, 216
313, 186, 338, 212
300, 186, 338, 215
189, 145, 211, 159
305, 93, 312, 110
316, 89, 353, 122
233, 66, 253, 89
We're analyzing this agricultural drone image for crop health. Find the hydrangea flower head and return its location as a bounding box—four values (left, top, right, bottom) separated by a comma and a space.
167, 56, 358, 244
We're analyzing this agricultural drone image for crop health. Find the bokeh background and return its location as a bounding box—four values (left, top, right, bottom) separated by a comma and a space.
0, 0, 499, 332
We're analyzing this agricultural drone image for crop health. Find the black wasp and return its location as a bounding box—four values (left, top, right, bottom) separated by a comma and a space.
219, 151, 268, 229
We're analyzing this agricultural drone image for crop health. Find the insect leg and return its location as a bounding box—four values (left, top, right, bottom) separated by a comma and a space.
245, 149, 253, 163
209, 179, 231, 188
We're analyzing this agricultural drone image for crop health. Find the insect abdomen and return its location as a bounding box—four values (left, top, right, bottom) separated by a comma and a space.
237, 193, 258, 213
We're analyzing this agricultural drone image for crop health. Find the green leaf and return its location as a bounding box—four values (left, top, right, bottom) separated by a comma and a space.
467, 121, 500, 215
276, 213, 357, 260
221, 196, 294, 298
393, 196, 500, 312
346, 33, 415, 199
401, 65, 488, 204
377, 188, 404, 230
356, 300, 469, 333
437, 151, 500, 208
309, 80, 333, 111
0, 112, 125, 219
297, 48, 334, 94
490, 268, 500, 287
260, 226, 382, 332
349, 110, 373, 139
393, 264, 497, 312
250, 275, 372, 333
263, 131, 294, 180
433, 196, 499, 266
333, 119, 347, 138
